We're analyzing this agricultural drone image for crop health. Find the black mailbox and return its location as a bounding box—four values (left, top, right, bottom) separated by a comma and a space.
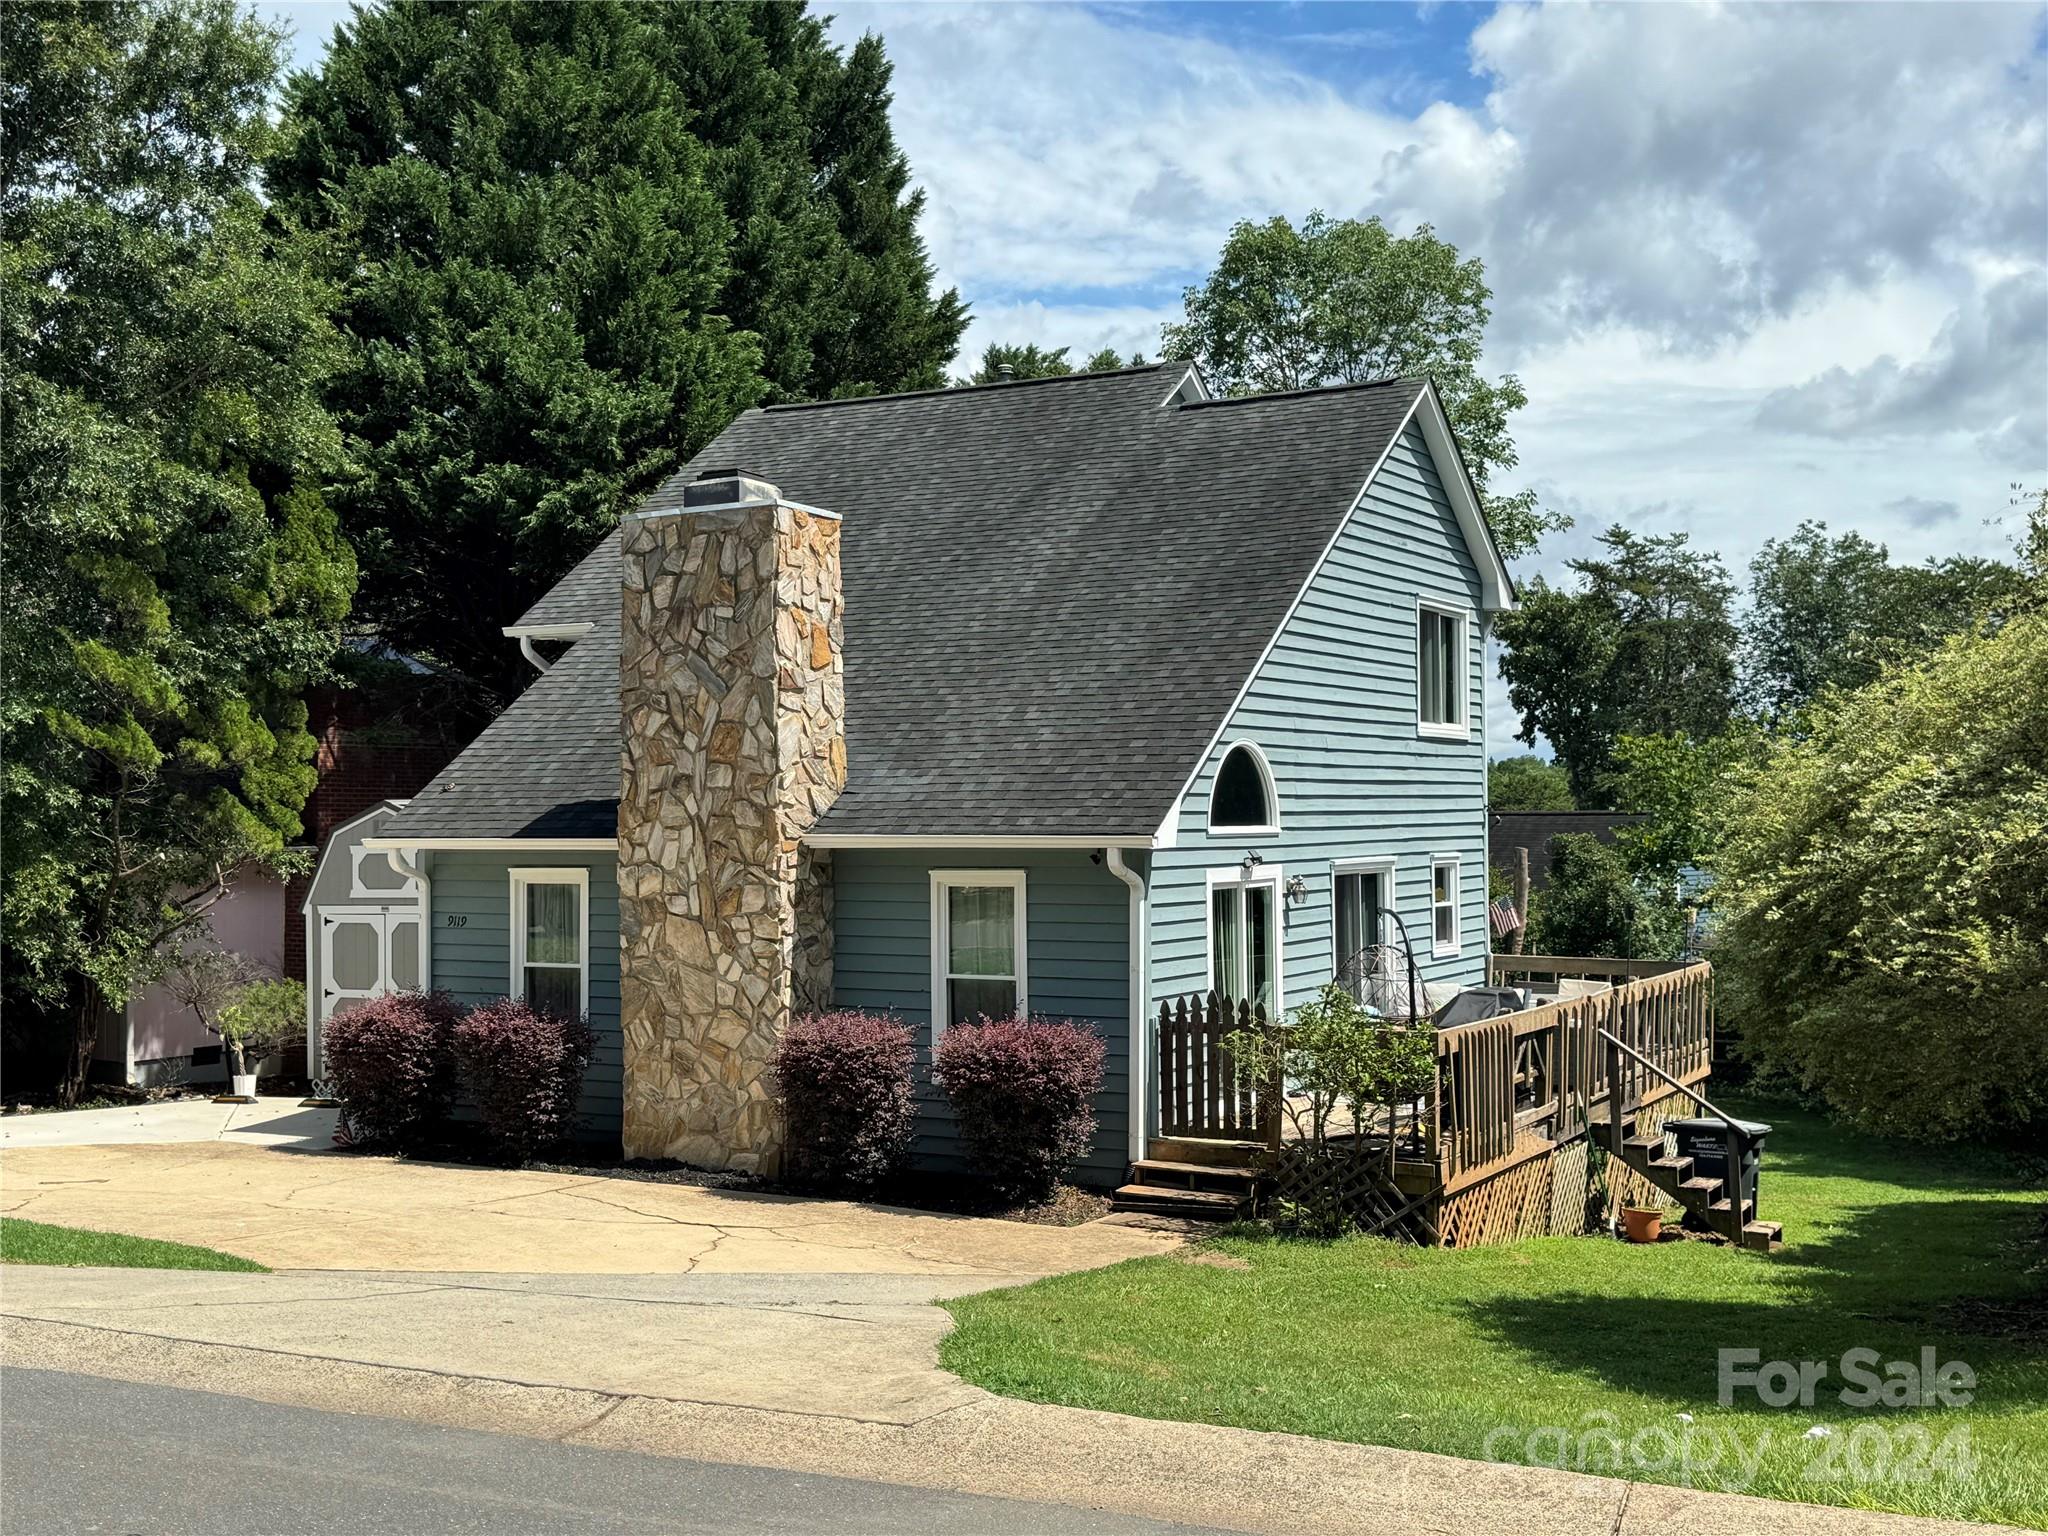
1667, 1115, 1770, 1206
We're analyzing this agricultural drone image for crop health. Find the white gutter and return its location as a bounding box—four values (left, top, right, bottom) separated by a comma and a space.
1105, 847, 1148, 1165
502, 622, 595, 675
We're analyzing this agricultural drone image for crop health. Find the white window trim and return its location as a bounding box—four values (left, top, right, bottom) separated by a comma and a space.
929, 869, 1029, 1036
1203, 863, 1287, 1011
1430, 854, 1463, 959
509, 867, 591, 1018
1415, 597, 1474, 742
1329, 857, 1398, 979
1206, 738, 1281, 838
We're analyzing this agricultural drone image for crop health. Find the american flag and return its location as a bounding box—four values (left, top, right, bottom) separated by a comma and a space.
1489, 896, 1524, 935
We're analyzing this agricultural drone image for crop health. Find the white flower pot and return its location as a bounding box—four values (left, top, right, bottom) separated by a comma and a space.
231, 1073, 258, 1099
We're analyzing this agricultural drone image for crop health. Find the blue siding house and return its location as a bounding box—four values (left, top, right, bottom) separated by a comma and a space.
346, 363, 1513, 1184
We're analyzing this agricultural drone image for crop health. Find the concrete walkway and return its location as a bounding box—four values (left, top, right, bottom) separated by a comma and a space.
0, 1141, 1178, 1275
0, 1096, 338, 1151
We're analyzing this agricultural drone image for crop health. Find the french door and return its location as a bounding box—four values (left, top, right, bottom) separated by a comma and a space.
1208, 867, 1282, 1013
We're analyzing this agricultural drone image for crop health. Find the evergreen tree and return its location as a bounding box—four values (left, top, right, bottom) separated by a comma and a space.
963, 342, 1073, 383
271, 1, 962, 703
2, 0, 356, 1100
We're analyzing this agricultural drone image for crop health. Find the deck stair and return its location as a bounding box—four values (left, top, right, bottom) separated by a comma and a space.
1611, 1109, 1780, 1252
1112, 1137, 1261, 1220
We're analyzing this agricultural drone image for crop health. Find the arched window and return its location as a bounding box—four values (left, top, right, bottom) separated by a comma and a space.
1209, 742, 1277, 834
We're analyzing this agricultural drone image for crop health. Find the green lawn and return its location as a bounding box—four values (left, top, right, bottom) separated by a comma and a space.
0, 1218, 267, 1273
943, 1098, 2048, 1529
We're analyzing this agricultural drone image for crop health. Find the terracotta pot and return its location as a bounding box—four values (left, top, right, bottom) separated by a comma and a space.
1622, 1206, 1664, 1244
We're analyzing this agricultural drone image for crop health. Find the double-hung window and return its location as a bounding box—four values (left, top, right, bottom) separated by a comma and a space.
1417, 602, 1469, 737
1430, 857, 1461, 957
931, 871, 1027, 1031
510, 868, 589, 1020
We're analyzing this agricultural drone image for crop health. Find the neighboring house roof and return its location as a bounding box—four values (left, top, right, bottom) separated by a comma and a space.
379, 364, 1507, 846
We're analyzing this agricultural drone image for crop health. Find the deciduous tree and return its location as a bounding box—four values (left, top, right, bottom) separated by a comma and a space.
2, 0, 355, 1100
1160, 211, 1564, 558
1742, 520, 2027, 720
1488, 755, 1575, 812
1715, 609, 2048, 1141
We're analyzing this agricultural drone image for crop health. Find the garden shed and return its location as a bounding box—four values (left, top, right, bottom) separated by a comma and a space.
301, 800, 423, 1085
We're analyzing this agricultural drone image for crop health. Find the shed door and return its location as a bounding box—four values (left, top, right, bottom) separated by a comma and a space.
319, 910, 412, 1021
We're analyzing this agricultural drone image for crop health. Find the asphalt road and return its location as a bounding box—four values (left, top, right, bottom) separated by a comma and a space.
0, 1368, 1231, 1536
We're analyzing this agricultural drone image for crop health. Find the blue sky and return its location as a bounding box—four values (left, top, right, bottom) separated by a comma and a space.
270, 2, 2048, 754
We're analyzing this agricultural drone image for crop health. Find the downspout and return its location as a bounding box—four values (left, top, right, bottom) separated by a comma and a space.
1105, 847, 1148, 1165
383, 847, 432, 1002
518, 635, 552, 674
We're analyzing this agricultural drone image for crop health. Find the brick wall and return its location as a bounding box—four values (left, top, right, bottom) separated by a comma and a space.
282, 700, 463, 982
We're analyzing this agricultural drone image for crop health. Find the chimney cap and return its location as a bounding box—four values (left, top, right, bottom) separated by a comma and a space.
681, 469, 782, 509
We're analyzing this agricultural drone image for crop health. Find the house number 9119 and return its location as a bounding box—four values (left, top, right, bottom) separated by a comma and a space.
444, 914, 467, 927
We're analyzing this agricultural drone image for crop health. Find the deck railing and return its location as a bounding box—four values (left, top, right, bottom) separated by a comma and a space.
1439, 958, 1713, 1187
1152, 958, 1714, 1188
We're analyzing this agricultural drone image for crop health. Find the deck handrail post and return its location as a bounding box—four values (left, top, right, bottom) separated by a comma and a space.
1604, 1034, 1625, 1158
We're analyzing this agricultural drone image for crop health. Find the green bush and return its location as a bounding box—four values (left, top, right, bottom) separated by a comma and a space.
1526, 835, 1682, 959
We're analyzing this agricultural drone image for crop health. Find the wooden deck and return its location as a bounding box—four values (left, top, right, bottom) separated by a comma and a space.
1134, 955, 1726, 1244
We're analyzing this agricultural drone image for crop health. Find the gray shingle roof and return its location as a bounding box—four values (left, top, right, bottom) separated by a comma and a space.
382, 365, 1431, 843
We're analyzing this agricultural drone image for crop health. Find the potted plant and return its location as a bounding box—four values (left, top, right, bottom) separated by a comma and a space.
216, 979, 308, 1099
1622, 1202, 1665, 1244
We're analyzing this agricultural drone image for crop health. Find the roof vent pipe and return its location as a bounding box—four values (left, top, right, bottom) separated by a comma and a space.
997, 362, 1015, 381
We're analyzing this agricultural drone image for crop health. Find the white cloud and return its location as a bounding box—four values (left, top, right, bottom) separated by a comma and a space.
831, 1, 2046, 752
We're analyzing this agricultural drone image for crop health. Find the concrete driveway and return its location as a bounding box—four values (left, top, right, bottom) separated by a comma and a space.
1, 1139, 1175, 1427
0, 1141, 1174, 1275
0, 1096, 338, 1152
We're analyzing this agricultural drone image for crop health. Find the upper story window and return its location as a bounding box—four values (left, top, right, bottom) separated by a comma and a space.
510, 867, 589, 1020
1417, 602, 1469, 739
1208, 741, 1278, 835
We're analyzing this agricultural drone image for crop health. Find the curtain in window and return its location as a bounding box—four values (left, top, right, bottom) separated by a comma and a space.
1247, 884, 1274, 1010
524, 882, 582, 1019
526, 884, 580, 964
946, 886, 1016, 1023
1211, 888, 1243, 999
1419, 611, 1444, 723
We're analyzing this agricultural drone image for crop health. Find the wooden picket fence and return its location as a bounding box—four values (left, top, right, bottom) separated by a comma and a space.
1153, 991, 1283, 1144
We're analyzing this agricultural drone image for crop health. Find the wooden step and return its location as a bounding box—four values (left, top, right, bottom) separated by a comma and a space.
1741, 1220, 1784, 1252
1147, 1137, 1263, 1168
1622, 1134, 1666, 1156
1648, 1155, 1693, 1181
1678, 1176, 1723, 1201
1111, 1183, 1246, 1219
1130, 1158, 1258, 1189
1709, 1197, 1757, 1222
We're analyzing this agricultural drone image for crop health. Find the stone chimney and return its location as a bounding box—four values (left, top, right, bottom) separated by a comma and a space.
618, 472, 845, 1172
